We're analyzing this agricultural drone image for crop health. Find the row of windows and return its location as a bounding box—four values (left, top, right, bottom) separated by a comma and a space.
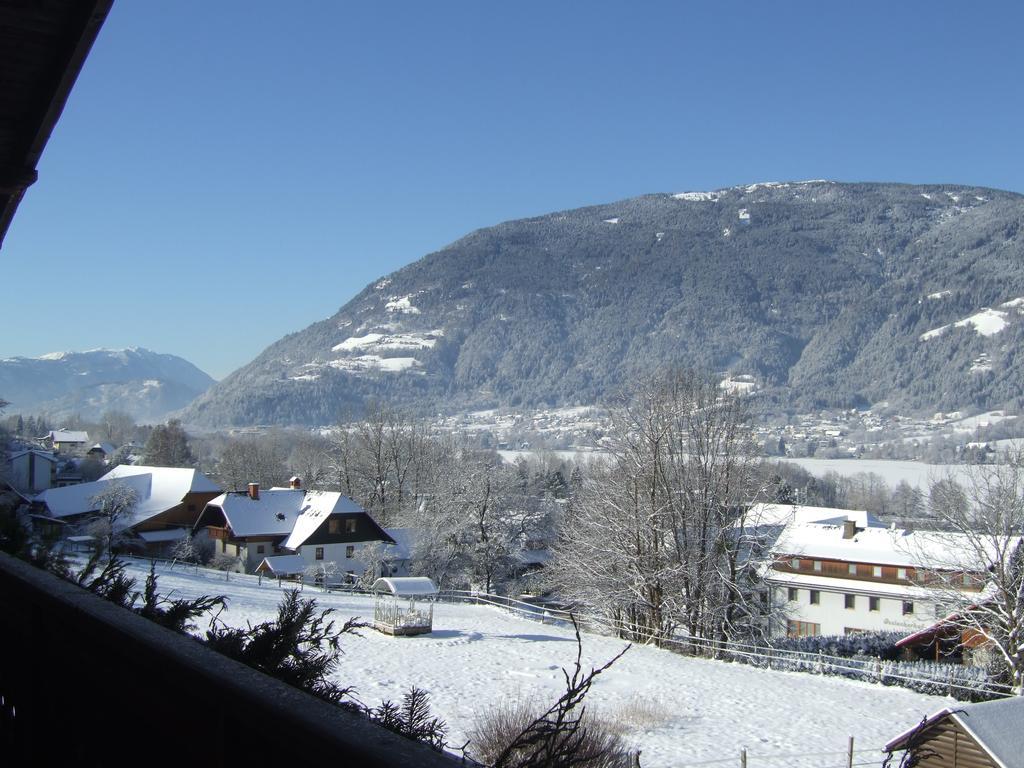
314, 545, 356, 560
788, 558, 909, 580
249, 544, 357, 559
786, 587, 914, 615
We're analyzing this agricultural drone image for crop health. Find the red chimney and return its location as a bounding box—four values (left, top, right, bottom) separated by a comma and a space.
289, 476, 301, 489
248, 482, 260, 500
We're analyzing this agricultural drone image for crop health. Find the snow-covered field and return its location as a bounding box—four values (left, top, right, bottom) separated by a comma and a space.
780, 457, 976, 491
125, 560, 950, 767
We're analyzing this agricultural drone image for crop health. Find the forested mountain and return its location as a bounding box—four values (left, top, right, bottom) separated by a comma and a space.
181, 181, 1024, 427
0, 347, 215, 423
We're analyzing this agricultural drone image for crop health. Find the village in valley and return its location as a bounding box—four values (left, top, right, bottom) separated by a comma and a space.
2, 397, 1023, 766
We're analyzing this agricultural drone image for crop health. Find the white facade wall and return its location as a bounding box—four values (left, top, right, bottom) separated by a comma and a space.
296, 541, 372, 580
774, 582, 941, 637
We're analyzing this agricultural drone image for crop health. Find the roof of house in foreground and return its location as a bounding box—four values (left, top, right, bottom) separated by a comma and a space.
886, 696, 1024, 768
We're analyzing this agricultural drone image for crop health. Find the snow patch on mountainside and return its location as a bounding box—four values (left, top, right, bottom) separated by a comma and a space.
673, 190, 722, 202
920, 307, 1010, 341
927, 290, 951, 300
385, 295, 421, 314
328, 356, 421, 373
332, 330, 442, 353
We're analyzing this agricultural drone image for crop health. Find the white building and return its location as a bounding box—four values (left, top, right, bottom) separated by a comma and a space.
45, 429, 90, 455
760, 505, 989, 638
193, 481, 394, 576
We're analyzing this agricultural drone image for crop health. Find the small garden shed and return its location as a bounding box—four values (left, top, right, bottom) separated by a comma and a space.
372, 577, 437, 636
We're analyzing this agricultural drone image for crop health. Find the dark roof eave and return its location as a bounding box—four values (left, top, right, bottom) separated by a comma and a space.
0, 0, 114, 248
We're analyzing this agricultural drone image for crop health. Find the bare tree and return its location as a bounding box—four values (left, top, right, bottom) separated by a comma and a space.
217, 434, 288, 490
98, 409, 136, 446
287, 432, 333, 489
87, 481, 140, 555
327, 405, 432, 527
548, 369, 771, 645
919, 448, 1024, 692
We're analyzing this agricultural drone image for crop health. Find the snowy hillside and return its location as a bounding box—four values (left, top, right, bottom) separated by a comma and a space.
125, 560, 951, 767
181, 181, 1024, 427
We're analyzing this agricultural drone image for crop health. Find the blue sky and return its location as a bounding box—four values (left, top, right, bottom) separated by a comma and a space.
4, 1, 1023, 379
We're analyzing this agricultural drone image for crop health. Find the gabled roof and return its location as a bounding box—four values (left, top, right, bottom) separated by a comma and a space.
204, 489, 385, 548
36, 465, 221, 530
255, 555, 306, 576
89, 442, 116, 455
103, 463, 221, 494
886, 696, 1024, 768
282, 491, 366, 549
49, 429, 89, 443
746, 503, 882, 529
771, 519, 1015, 571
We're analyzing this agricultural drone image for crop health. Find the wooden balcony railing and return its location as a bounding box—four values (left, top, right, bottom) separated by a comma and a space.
0, 551, 456, 767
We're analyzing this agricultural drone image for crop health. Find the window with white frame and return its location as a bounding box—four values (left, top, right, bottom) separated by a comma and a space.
872, 566, 882, 578
813, 561, 822, 572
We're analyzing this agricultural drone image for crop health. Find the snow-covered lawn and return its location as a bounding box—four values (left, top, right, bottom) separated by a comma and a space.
126, 561, 950, 767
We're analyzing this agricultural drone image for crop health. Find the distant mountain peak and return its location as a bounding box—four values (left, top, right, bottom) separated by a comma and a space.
0, 347, 215, 423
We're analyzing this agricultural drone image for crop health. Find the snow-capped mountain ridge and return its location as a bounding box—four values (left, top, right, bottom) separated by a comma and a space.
0, 347, 215, 423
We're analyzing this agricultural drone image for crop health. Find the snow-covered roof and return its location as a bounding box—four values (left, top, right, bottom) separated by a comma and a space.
89, 442, 116, 455
384, 527, 417, 560
771, 520, 1010, 571
37, 465, 220, 530
746, 503, 883, 529
372, 577, 438, 596
283, 491, 365, 549
208, 488, 367, 545
255, 554, 306, 575
49, 429, 89, 443
137, 528, 188, 543
103, 463, 221, 493
886, 696, 1024, 767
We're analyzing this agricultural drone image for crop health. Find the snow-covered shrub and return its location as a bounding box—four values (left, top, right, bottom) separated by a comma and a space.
770, 631, 903, 660
209, 553, 243, 572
